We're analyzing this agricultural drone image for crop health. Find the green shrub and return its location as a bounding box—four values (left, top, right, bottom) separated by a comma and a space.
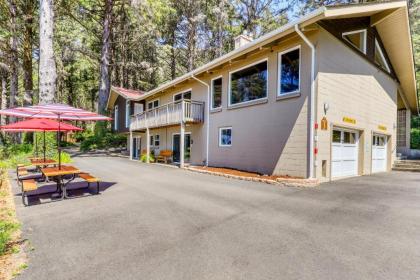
103, 133, 127, 147
140, 153, 155, 163
52, 152, 72, 164
411, 128, 420, 149
80, 135, 103, 151
80, 133, 127, 152
0, 221, 19, 255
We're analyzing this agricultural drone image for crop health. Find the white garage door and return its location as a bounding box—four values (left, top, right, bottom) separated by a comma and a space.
332, 129, 359, 178
372, 135, 387, 173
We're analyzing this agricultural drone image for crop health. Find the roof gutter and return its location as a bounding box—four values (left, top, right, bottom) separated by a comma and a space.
191, 75, 210, 166
295, 24, 316, 179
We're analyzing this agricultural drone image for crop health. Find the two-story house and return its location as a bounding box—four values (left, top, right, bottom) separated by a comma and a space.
110, 1, 418, 182
107, 86, 145, 158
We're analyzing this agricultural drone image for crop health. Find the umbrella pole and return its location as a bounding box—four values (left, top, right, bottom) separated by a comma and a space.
58, 115, 61, 170
35, 132, 38, 157
43, 131, 46, 161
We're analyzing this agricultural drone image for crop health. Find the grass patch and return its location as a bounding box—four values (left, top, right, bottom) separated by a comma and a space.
0, 169, 27, 279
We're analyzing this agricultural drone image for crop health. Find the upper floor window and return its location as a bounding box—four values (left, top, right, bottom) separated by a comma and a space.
278, 46, 300, 95
229, 60, 268, 106
133, 103, 144, 115
211, 77, 222, 109
125, 101, 130, 128
374, 39, 390, 73
342, 29, 367, 54
147, 99, 159, 110
174, 90, 191, 102
114, 105, 119, 130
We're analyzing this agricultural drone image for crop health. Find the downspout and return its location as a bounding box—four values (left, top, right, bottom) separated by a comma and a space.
191, 75, 210, 166
295, 24, 316, 179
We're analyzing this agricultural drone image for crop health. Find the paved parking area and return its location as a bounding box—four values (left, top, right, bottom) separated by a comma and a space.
13, 155, 420, 280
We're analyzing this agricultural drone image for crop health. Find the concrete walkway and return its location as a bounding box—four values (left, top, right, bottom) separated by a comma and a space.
12, 155, 420, 280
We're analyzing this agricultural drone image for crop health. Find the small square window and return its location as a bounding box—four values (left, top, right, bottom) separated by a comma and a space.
219, 127, 232, 147
332, 130, 341, 143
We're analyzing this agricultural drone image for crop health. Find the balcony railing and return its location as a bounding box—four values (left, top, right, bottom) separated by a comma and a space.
130, 100, 204, 131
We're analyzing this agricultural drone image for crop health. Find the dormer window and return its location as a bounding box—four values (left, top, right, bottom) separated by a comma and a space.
374, 39, 390, 73
342, 29, 367, 54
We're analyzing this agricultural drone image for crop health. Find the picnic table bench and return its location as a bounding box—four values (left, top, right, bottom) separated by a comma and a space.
21, 179, 37, 206
79, 173, 100, 194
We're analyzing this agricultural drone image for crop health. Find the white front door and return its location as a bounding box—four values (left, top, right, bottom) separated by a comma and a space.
332, 129, 359, 178
372, 134, 387, 173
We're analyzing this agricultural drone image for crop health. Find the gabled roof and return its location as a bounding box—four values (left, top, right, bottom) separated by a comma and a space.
135, 0, 417, 114
107, 86, 145, 110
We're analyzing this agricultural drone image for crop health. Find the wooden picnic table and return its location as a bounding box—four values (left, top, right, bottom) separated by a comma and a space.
30, 158, 57, 167
41, 165, 81, 199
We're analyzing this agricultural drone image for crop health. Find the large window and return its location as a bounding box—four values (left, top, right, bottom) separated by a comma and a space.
174, 90, 191, 102
342, 30, 367, 54
125, 101, 130, 128
229, 60, 267, 106
211, 77, 222, 109
374, 39, 390, 73
278, 46, 300, 95
114, 105, 118, 130
219, 127, 232, 147
147, 99, 159, 110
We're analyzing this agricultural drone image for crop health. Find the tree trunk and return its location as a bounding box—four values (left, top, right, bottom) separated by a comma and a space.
186, 22, 197, 72
170, 29, 177, 80
98, 0, 113, 114
23, 0, 35, 106
39, 0, 57, 104
8, 0, 18, 113
1, 76, 6, 126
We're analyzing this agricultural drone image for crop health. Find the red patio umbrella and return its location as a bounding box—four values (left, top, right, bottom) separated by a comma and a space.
1, 118, 83, 161
0, 104, 111, 168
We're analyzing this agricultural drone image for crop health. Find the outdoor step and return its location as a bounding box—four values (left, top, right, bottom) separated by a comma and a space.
393, 160, 420, 166
392, 167, 420, 172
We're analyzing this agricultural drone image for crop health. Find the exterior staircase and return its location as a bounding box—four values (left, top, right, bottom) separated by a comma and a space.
393, 160, 420, 172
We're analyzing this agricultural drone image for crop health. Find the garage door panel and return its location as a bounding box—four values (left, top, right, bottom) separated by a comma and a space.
372, 135, 387, 173
331, 129, 359, 178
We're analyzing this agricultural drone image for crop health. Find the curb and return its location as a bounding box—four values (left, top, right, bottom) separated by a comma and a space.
185, 167, 319, 187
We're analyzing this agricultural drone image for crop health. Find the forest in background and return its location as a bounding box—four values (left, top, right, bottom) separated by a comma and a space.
0, 0, 419, 144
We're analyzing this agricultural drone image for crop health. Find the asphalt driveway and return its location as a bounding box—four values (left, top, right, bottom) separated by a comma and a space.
12, 155, 420, 280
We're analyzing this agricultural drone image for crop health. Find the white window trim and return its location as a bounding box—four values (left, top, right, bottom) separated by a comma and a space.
125, 100, 130, 128
147, 98, 160, 111
228, 58, 269, 107
154, 134, 160, 147
342, 29, 367, 54
210, 76, 223, 110
149, 134, 154, 147
278, 45, 301, 96
114, 105, 118, 130
374, 39, 391, 73
173, 88, 192, 102
219, 127, 232, 147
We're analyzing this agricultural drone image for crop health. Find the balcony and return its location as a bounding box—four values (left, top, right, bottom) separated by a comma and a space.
130, 100, 204, 131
